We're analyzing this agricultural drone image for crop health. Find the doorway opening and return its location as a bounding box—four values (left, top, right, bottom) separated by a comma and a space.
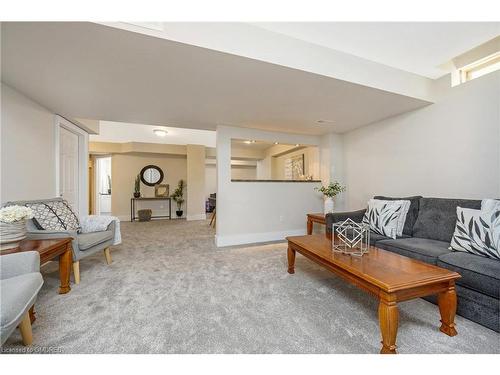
95, 156, 112, 216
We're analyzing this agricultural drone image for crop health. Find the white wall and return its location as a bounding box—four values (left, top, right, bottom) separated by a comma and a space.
216, 125, 323, 247
343, 71, 500, 210
1, 83, 56, 203
319, 132, 346, 210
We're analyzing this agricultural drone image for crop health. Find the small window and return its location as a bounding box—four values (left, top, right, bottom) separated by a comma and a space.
457, 52, 500, 84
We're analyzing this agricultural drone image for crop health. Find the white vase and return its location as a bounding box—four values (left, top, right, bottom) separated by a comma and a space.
324, 197, 334, 214
0, 220, 27, 251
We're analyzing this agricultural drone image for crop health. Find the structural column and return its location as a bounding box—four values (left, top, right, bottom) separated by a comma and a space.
186, 144, 206, 221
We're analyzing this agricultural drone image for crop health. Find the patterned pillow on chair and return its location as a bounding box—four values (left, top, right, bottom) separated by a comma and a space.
25, 200, 81, 232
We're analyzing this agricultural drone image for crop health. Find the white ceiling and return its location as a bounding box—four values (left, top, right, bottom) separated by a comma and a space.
1, 22, 431, 135
90, 121, 216, 147
253, 22, 500, 79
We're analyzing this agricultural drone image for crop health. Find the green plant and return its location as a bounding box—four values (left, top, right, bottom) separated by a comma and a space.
315, 181, 346, 198
134, 174, 141, 194
171, 179, 185, 210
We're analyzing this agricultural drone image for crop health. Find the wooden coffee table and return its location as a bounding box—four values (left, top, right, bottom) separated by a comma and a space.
1, 238, 73, 295
286, 234, 461, 354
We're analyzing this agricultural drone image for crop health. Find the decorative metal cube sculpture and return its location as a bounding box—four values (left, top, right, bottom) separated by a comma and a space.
332, 218, 370, 256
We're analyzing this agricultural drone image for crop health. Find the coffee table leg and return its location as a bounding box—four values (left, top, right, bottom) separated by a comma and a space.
378, 298, 399, 354
287, 246, 296, 274
58, 246, 72, 294
438, 283, 458, 336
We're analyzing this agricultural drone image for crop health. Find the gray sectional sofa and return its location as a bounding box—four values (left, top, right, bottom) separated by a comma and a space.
326, 196, 500, 333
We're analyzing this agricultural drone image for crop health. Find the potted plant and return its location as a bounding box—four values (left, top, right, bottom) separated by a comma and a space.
171, 179, 185, 217
315, 181, 346, 214
0, 205, 33, 251
133, 174, 141, 198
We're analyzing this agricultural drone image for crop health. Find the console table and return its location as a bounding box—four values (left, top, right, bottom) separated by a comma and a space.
130, 197, 172, 221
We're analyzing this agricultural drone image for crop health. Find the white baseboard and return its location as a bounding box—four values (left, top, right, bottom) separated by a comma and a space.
186, 213, 207, 221
215, 228, 307, 247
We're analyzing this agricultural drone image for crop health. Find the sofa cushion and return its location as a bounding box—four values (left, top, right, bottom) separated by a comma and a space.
368, 232, 410, 246
376, 237, 451, 265
374, 196, 422, 236
412, 198, 481, 242
78, 230, 113, 250
0, 273, 43, 335
437, 252, 500, 299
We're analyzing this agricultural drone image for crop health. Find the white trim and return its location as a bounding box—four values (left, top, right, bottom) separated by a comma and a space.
54, 115, 89, 215
215, 228, 307, 247
186, 213, 207, 221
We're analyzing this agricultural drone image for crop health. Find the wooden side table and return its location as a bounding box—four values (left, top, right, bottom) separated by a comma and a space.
1, 238, 73, 294
307, 213, 326, 234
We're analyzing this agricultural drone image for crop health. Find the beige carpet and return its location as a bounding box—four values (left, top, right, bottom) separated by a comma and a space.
2, 219, 499, 353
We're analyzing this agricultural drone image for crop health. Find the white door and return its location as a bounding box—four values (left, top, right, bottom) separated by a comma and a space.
59, 127, 80, 214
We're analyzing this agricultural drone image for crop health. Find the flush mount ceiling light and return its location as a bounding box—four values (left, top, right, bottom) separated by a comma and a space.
244, 140, 256, 144
153, 129, 168, 137
295, 144, 300, 147
274, 142, 279, 145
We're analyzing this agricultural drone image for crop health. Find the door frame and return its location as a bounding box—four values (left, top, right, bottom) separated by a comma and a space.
54, 115, 89, 215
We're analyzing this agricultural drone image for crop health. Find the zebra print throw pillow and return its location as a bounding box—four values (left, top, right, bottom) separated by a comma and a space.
450, 207, 500, 260
362, 199, 405, 239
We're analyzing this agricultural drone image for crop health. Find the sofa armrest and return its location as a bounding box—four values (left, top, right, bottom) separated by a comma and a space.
0, 251, 40, 280
26, 229, 76, 241
106, 220, 116, 235
325, 209, 367, 236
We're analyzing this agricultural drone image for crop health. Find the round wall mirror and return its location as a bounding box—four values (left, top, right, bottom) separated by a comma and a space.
140, 165, 164, 186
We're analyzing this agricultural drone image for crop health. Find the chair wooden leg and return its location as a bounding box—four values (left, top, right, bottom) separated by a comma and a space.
104, 247, 112, 265
19, 311, 33, 346
73, 261, 80, 284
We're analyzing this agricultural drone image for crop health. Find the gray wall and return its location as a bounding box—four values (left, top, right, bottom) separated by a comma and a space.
1, 84, 56, 203
342, 71, 500, 209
